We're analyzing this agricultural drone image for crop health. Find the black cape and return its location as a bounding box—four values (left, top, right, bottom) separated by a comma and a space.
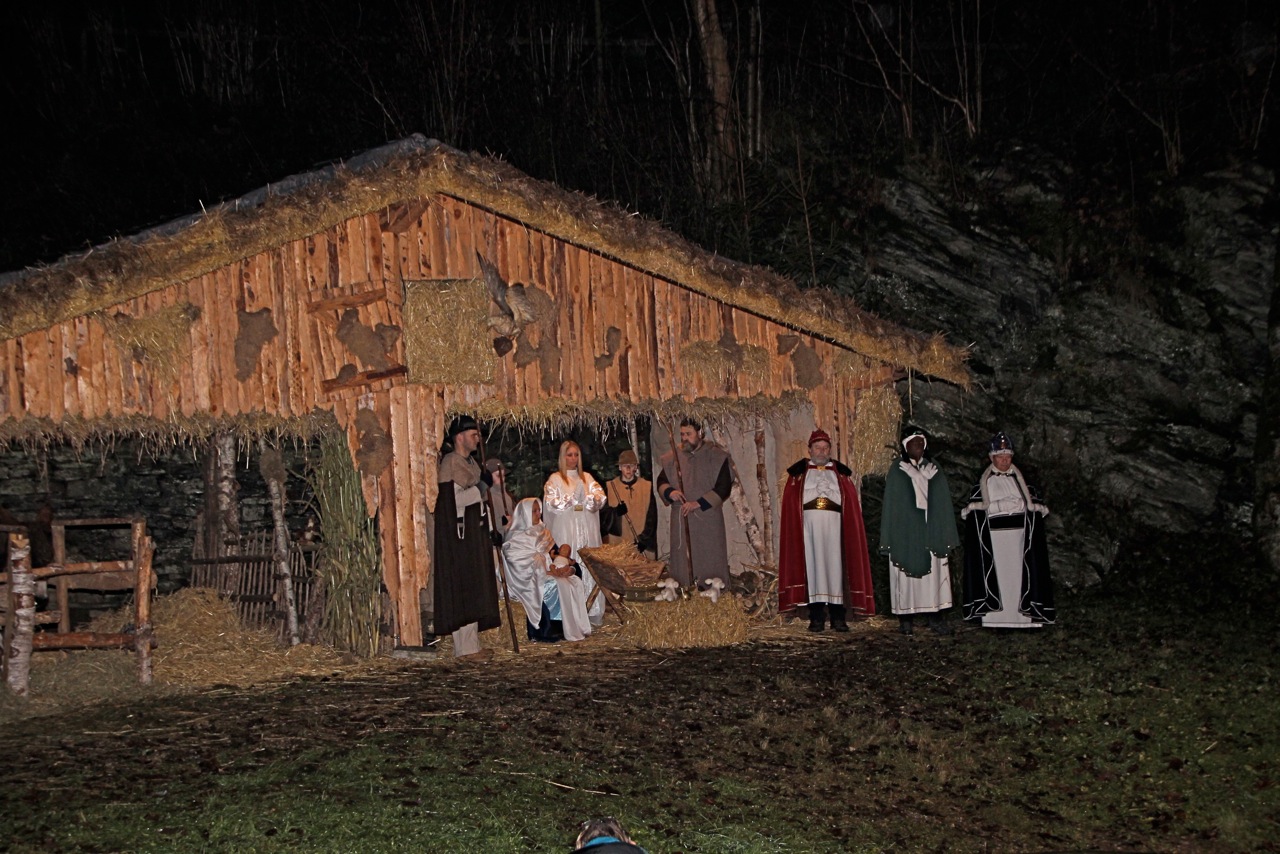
432, 480, 501, 636
960, 482, 1055, 624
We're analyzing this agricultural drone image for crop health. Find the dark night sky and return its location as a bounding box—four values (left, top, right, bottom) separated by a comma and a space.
1, 1, 1275, 276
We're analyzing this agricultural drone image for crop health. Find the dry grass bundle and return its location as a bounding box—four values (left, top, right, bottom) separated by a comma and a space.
851, 384, 903, 477
0, 408, 334, 454
618, 595, 751, 649
460, 391, 810, 439
578, 543, 667, 589
88, 587, 361, 687
403, 277, 495, 385
99, 302, 200, 381
308, 430, 382, 658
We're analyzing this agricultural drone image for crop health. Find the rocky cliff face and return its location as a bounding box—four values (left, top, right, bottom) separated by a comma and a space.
845, 152, 1276, 594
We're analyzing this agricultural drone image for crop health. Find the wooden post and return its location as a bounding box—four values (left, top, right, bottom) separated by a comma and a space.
6, 533, 34, 697
133, 526, 154, 686
52, 521, 69, 633
259, 438, 301, 645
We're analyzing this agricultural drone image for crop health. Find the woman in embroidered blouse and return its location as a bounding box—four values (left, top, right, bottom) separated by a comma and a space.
542, 440, 607, 624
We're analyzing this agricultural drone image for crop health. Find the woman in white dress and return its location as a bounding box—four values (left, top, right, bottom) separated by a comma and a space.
502, 498, 592, 642
542, 440, 607, 624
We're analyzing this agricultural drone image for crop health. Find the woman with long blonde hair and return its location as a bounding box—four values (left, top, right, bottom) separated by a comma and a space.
542, 440, 607, 624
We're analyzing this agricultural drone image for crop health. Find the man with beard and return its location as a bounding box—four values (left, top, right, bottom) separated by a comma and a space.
960, 431, 1055, 629
603, 449, 658, 557
879, 427, 960, 635
433, 415, 501, 660
778, 429, 876, 632
656, 418, 734, 588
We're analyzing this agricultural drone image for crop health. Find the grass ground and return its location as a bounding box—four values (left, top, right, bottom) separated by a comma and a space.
0, 592, 1275, 852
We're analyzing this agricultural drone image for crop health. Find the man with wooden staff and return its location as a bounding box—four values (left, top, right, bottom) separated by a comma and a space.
778, 429, 876, 632
432, 415, 502, 661
603, 449, 658, 557
656, 418, 734, 589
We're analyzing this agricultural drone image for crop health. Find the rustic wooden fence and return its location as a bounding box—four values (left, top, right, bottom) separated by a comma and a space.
189, 531, 323, 641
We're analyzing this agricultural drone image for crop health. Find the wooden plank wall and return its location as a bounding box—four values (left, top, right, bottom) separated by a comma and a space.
0, 191, 904, 644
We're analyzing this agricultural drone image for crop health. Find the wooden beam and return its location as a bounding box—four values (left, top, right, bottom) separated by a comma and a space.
306, 289, 388, 315
320, 364, 407, 394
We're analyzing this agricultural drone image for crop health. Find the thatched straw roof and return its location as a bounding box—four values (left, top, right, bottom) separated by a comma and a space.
0, 135, 967, 385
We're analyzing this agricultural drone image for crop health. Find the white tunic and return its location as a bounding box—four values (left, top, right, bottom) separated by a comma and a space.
981, 474, 1039, 629
803, 468, 845, 604
543, 470, 607, 622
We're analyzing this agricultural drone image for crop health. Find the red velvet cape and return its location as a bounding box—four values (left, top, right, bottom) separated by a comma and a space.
778, 462, 876, 615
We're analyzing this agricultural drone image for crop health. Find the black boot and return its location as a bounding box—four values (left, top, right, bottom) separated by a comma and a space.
898, 615, 914, 635
807, 602, 827, 632
927, 612, 953, 636
829, 603, 849, 632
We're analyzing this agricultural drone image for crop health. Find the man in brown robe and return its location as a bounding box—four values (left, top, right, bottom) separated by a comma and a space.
603, 449, 658, 556
657, 418, 734, 588
433, 415, 501, 660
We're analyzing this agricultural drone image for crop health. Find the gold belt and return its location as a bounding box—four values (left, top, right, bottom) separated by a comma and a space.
804, 497, 841, 512
573, 505, 584, 512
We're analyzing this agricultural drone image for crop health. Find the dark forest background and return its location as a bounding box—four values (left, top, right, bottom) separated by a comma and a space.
3, 1, 1274, 273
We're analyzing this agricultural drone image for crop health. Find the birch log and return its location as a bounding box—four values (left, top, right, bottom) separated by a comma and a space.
754, 418, 775, 567
5, 533, 34, 697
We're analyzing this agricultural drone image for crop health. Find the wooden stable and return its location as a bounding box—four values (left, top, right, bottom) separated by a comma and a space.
0, 135, 967, 649
2, 519, 155, 696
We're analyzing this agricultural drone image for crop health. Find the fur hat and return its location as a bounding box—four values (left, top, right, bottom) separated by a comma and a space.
447, 415, 479, 438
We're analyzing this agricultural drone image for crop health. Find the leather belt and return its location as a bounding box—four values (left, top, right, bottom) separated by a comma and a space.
803, 497, 841, 512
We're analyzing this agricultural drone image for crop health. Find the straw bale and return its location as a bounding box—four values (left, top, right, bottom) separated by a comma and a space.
100, 302, 200, 382
851, 384, 903, 477
680, 340, 772, 389
403, 278, 495, 385
618, 595, 751, 649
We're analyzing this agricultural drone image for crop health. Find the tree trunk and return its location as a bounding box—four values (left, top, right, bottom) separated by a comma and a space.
689, 0, 737, 199
203, 432, 241, 597
1254, 208, 1280, 594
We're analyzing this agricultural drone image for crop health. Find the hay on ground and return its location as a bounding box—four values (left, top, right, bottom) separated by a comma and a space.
89, 587, 366, 687
619, 595, 751, 649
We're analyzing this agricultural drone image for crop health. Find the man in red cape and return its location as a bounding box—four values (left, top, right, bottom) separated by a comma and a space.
778, 429, 876, 631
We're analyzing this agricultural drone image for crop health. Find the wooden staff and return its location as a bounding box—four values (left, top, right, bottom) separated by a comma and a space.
477, 434, 520, 654
664, 420, 697, 589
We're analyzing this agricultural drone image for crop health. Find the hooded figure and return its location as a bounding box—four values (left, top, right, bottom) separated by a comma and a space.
778, 428, 875, 631
960, 432, 1056, 628
503, 498, 593, 642
878, 427, 960, 635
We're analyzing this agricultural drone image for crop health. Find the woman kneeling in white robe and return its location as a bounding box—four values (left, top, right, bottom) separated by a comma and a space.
502, 498, 592, 642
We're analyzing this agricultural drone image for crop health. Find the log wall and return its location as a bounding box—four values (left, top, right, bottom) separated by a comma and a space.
0, 193, 898, 646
